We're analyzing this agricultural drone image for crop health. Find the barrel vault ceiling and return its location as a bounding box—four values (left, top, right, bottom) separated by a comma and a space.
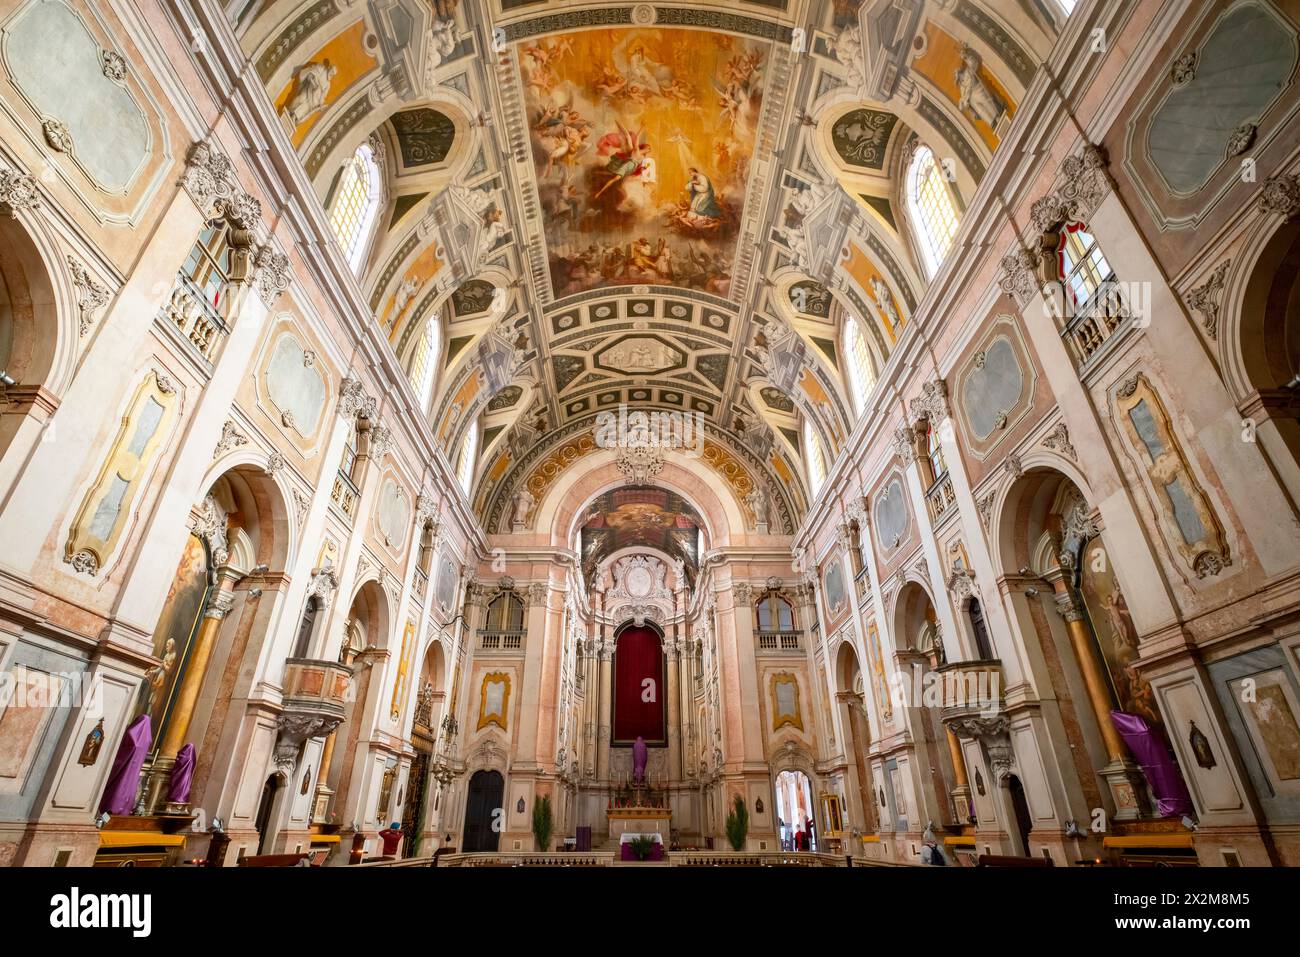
235, 0, 1060, 526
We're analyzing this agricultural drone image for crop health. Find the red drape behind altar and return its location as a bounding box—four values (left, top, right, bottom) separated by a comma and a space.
613, 626, 666, 744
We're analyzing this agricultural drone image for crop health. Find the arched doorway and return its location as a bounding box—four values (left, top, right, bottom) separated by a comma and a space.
0, 214, 63, 488
1005, 774, 1033, 857
1231, 219, 1300, 511
612, 621, 666, 745
775, 769, 817, 851
254, 773, 286, 855
836, 642, 876, 834
462, 769, 504, 852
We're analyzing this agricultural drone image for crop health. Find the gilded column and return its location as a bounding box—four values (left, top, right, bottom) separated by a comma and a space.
1049, 573, 1149, 819
145, 568, 239, 810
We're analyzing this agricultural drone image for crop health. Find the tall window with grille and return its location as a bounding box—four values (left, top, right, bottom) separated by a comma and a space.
408, 313, 441, 411
843, 315, 876, 415
924, 421, 946, 485
456, 423, 479, 493
1059, 223, 1113, 307
907, 145, 961, 277
480, 591, 525, 650
804, 418, 827, 495
180, 223, 232, 308
328, 143, 382, 272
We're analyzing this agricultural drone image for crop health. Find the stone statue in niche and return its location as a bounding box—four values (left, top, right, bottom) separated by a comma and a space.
281, 60, 337, 127
955, 45, 1005, 127
510, 487, 534, 528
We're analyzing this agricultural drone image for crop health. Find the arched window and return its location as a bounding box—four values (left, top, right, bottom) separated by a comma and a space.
756, 593, 796, 631
456, 423, 479, 493
842, 315, 876, 414
408, 312, 441, 410
804, 418, 827, 495
1057, 0, 1077, 13
906, 145, 961, 277
328, 143, 382, 273
1058, 223, 1113, 306
484, 592, 525, 632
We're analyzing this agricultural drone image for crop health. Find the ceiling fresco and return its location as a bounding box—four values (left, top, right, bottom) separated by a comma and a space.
580, 486, 701, 583
237, 0, 1056, 522
523, 28, 769, 297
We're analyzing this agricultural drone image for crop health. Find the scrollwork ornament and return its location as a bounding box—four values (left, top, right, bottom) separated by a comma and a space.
100, 49, 127, 83
1041, 422, 1076, 460
1184, 260, 1230, 341
1170, 51, 1197, 86
0, 169, 40, 217
253, 244, 291, 305
67, 256, 109, 337
1258, 173, 1300, 220
42, 118, 73, 154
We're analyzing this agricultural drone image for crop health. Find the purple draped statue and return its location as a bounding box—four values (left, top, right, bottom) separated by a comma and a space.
1110, 710, 1194, 817
98, 714, 152, 816
632, 735, 648, 785
167, 742, 196, 805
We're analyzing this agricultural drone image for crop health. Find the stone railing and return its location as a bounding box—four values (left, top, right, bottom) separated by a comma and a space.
436, 852, 617, 867
667, 851, 849, 867
934, 658, 1004, 724
428, 850, 855, 867
478, 630, 524, 651
1060, 274, 1131, 372
925, 472, 957, 525
756, 630, 803, 654
158, 272, 228, 369
331, 469, 359, 520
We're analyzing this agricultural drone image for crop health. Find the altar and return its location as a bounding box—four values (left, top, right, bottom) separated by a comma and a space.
606, 805, 672, 843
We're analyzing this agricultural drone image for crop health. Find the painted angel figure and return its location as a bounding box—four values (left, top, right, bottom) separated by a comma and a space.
593, 120, 651, 199
281, 60, 337, 126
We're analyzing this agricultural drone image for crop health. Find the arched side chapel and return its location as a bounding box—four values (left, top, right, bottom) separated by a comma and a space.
0, 0, 1297, 872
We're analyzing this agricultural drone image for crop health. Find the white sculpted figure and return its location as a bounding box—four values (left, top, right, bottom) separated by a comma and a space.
510, 487, 534, 526
425, 19, 459, 90
955, 46, 1005, 126
282, 60, 337, 126
832, 25, 866, 95
393, 277, 419, 316
869, 276, 899, 328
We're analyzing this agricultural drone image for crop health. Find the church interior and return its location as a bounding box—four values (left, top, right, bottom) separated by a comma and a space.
2, 0, 1300, 873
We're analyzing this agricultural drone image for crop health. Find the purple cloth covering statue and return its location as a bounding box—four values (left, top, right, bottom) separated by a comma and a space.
167, 743, 196, 805
98, 714, 152, 816
1111, 710, 1194, 817
632, 735, 648, 785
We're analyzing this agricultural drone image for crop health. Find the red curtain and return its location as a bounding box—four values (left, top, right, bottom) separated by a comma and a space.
613, 626, 666, 744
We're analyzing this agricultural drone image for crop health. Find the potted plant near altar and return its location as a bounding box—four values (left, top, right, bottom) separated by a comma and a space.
629, 835, 656, 861
532, 794, 553, 852
725, 795, 749, 852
